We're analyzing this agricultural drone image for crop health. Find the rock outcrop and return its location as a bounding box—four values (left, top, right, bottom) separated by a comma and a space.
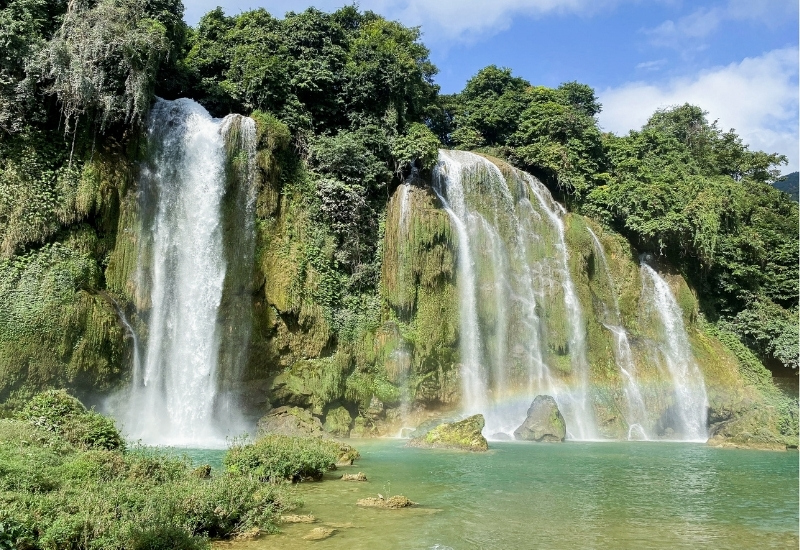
707, 403, 792, 450
356, 495, 416, 508
513, 395, 566, 442
323, 405, 353, 437
256, 406, 325, 437
408, 414, 489, 451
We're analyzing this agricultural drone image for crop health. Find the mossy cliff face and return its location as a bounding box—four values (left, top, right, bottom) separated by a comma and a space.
248, 169, 459, 435
0, 138, 135, 408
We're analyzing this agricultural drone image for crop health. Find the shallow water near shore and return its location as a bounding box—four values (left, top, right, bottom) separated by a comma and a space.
197, 440, 798, 549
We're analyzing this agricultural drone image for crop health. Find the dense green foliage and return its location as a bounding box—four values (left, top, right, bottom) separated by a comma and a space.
0, 392, 297, 549
224, 434, 343, 483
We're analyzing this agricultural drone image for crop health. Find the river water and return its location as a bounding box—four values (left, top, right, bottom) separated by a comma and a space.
204, 440, 798, 549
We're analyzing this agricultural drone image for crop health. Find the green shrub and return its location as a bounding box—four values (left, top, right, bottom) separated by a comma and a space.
17, 390, 124, 451
224, 435, 345, 483
0, 416, 296, 549
0, 511, 30, 550
129, 525, 209, 550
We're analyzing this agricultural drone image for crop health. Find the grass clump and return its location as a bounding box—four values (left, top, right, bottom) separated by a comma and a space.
0, 391, 299, 549
224, 435, 346, 483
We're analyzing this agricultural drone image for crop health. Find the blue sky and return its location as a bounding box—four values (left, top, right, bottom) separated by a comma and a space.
183, 0, 799, 173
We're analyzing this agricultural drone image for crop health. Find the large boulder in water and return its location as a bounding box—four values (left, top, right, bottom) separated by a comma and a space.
408, 414, 489, 452
514, 395, 566, 442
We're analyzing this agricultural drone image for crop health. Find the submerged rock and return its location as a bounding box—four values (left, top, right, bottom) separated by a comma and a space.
341, 472, 367, 481
282, 514, 317, 524
357, 495, 416, 508
408, 414, 489, 452
514, 395, 566, 442
303, 527, 336, 540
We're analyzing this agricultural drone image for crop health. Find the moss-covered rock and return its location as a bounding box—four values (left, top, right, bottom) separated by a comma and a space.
256, 406, 324, 438
408, 414, 489, 452
323, 405, 352, 437
513, 395, 566, 442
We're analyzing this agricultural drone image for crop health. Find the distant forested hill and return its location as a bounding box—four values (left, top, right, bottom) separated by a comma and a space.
772, 172, 799, 201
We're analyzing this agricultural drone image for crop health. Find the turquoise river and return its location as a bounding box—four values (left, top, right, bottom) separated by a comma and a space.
185, 440, 799, 549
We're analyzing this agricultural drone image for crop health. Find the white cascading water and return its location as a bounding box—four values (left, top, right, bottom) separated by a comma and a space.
586, 228, 649, 440
431, 154, 489, 417
640, 263, 709, 441
432, 150, 597, 440
124, 98, 255, 447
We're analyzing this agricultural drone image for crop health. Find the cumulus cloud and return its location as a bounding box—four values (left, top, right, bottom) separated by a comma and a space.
598, 47, 800, 172
184, 0, 623, 40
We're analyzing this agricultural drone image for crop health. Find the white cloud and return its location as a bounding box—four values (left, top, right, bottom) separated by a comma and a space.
644, 0, 798, 52
184, 0, 624, 41
635, 59, 667, 71
598, 47, 800, 173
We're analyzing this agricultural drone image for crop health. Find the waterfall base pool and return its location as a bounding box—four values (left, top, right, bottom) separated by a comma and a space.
207, 440, 798, 549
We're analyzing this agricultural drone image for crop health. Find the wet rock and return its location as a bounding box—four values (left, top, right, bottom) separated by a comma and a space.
491, 432, 512, 441
341, 472, 367, 481
324, 405, 352, 438
337, 443, 360, 466
256, 406, 325, 438
282, 514, 317, 524
357, 495, 417, 508
407, 417, 455, 439
513, 395, 566, 442
408, 414, 489, 452
707, 405, 792, 450
303, 527, 336, 540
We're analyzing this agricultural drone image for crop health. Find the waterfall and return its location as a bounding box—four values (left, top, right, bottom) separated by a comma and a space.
124, 98, 255, 447
431, 153, 489, 417
432, 150, 597, 440
586, 228, 649, 440
640, 263, 709, 441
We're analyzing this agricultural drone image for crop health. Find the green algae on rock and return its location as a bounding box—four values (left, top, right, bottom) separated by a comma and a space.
356, 495, 417, 508
513, 395, 567, 442
408, 414, 489, 452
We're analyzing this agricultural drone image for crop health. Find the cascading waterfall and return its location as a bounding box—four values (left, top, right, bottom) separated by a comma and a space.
432, 150, 597, 440
123, 98, 256, 447
640, 263, 709, 441
586, 228, 649, 440
431, 154, 489, 417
